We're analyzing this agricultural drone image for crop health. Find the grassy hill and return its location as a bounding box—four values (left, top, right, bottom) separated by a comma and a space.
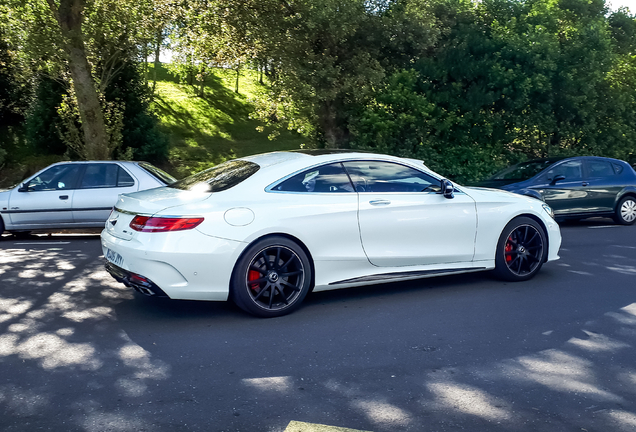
151, 65, 306, 178
0, 65, 305, 187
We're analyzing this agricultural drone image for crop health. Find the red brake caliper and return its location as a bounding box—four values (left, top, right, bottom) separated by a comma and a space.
248, 270, 261, 290
505, 237, 513, 262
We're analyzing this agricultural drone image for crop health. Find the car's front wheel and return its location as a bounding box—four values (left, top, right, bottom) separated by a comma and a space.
231, 236, 312, 318
613, 196, 636, 225
493, 217, 547, 281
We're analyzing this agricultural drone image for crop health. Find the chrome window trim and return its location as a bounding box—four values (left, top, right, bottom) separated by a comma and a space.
265, 159, 465, 195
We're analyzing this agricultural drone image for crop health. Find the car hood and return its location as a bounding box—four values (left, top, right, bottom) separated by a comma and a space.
115, 186, 213, 215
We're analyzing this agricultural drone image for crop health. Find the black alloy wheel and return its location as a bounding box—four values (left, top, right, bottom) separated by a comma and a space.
493, 217, 547, 281
614, 196, 636, 225
231, 236, 312, 317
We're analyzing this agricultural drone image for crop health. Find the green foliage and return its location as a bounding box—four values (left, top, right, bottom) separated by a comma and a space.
351, 0, 636, 183
102, 59, 168, 162
151, 65, 304, 178
24, 75, 67, 155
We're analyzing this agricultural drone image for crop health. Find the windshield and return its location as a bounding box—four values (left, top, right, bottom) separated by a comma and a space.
169, 160, 260, 192
488, 159, 561, 181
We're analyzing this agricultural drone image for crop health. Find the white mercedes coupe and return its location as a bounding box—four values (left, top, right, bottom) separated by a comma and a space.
101, 150, 561, 317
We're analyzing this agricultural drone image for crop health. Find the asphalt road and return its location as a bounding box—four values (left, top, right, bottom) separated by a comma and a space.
0, 220, 635, 432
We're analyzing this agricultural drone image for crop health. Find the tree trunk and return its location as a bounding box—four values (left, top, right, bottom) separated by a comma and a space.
318, 101, 346, 148
235, 62, 240, 94
152, 29, 162, 93
48, 0, 109, 160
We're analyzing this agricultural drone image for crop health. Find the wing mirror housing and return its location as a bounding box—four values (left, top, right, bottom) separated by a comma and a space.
441, 179, 454, 199
550, 175, 566, 186
18, 183, 29, 192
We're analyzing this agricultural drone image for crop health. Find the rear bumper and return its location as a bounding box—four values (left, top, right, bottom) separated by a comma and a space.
105, 262, 169, 297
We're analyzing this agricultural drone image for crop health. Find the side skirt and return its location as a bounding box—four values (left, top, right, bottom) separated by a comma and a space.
329, 267, 487, 286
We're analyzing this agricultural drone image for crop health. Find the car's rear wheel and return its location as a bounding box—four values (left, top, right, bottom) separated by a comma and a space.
0, 215, 4, 238
493, 217, 546, 281
231, 236, 312, 318
613, 196, 636, 225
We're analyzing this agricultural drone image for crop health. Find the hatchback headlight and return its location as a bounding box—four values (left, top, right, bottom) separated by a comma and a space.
542, 204, 555, 219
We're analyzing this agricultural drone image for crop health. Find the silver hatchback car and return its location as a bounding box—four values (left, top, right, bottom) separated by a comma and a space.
0, 161, 176, 235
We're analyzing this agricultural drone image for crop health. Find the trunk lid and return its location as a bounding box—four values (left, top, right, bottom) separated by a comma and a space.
106, 187, 212, 241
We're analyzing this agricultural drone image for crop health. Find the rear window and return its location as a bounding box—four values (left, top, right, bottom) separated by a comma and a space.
169, 160, 260, 192
138, 162, 177, 185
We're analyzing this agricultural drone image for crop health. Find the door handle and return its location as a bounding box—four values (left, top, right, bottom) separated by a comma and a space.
582, 182, 589, 187
369, 200, 391, 206
59, 195, 69, 200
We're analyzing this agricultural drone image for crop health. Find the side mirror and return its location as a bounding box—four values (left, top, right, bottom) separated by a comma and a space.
18, 183, 28, 192
550, 175, 566, 186
441, 179, 454, 199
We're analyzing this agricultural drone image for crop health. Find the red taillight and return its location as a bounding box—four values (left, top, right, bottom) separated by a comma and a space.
129, 215, 204, 232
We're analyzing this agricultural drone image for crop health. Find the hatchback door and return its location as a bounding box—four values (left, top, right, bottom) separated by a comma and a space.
72, 163, 138, 223
7, 164, 81, 227
343, 161, 477, 267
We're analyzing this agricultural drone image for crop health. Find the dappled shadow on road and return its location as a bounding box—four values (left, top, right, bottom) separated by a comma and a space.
0, 235, 175, 431
1, 228, 636, 431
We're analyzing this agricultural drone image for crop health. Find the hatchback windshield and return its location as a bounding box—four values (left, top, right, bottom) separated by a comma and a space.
169, 160, 260, 192
488, 159, 563, 181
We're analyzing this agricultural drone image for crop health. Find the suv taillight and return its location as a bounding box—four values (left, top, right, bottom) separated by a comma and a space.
129, 215, 204, 232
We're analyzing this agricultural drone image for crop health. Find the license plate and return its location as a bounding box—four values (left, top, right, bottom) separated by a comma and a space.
105, 248, 125, 267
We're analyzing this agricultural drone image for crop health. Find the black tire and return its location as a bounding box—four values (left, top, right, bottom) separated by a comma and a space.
0, 215, 4, 238
231, 236, 312, 318
493, 217, 547, 281
613, 196, 636, 225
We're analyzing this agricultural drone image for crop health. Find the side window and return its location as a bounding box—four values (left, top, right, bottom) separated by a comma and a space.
546, 160, 583, 181
587, 160, 614, 178
117, 167, 135, 187
343, 161, 439, 193
612, 163, 624, 175
26, 165, 81, 191
80, 164, 119, 189
273, 163, 354, 193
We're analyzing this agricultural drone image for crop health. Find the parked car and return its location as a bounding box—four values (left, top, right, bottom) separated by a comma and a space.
101, 150, 561, 318
474, 156, 636, 225
0, 161, 176, 235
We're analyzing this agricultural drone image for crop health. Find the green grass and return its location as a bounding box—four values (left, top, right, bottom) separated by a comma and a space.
150, 65, 306, 178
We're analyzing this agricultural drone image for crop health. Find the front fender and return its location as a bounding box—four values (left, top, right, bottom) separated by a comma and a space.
515, 188, 544, 202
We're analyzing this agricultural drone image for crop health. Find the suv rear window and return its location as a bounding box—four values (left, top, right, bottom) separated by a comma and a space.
138, 162, 177, 185
170, 160, 260, 192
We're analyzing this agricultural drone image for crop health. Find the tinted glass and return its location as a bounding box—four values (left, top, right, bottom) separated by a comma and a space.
117, 167, 135, 187
27, 165, 81, 191
612, 163, 624, 175
80, 164, 119, 188
546, 160, 583, 181
273, 163, 354, 193
588, 160, 614, 178
138, 162, 177, 185
170, 160, 259, 192
489, 159, 559, 181
343, 161, 439, 193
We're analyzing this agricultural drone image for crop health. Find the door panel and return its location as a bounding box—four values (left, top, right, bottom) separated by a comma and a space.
7, 164, 81, 227
357, 192, 477, 266
583, 159, 621, 212
341, 160, 477, 267
8, 189, 75, 226
72, 164, 138, 223
539, 160, 589, 216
